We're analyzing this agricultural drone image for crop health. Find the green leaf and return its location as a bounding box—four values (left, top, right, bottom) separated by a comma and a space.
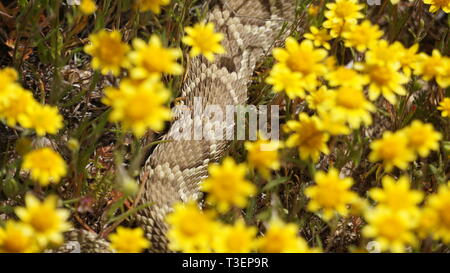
262, 177, 289, 192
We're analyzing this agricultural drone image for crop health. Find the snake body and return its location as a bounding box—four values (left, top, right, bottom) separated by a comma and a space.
59, 0, 296, 253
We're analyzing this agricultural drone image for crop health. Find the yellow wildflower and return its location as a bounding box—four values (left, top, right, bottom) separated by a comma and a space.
273, 38, 327, 91
306, 86, 335, 111
413, 49, 447, 81
303, 26, 332, 50
244, 136, 282, 179
324, 0, 364, 24
323, 19, 354, 38
166, 201, 216, 252
212, 220, 257, 253
423, 0, 450, 13
15, 193, 71, 247
438, 97, 450, 117
305, 168, 358, 220
201, 157, 256, 212
265, 64, 305, 99
324, 56, 338, 71
363, 207, 417, 253
136, 0, 170, 14
0, 221, 38, 253
333, 86, 375, 129
103, 77, 172, 137
129, 35, 183, 79
257, 219, 318, 253
0, 86, 37, 128
109, 227, 150, 253
284, 113, 330, 162
416, 207, 439, 239
369, 176, 423, 218
403, 120, 442, 157
365, 40, 401, 66
342, 20, 384, 52
308, 4, 321, 16
84, 30, 130, 76
325, 66, 369, 88
22, 148, 67, 186
426, 182, 450, 243
317, 109, 351, 135
369, 131, 416, 172
348, 196, 370, 216
0, 67, 18, 92
356, 62, 408, 104
395, 43, 420, 77
80, 0, 97, 15
21, 104, 64, 136
182, 22, 225, 62
436, 57, 450, 88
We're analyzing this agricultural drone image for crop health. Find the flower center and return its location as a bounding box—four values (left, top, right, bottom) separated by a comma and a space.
336, 88, 364, 109
30, 208, 57, 232
370, 66, 392, 85
379, 217, 405, 240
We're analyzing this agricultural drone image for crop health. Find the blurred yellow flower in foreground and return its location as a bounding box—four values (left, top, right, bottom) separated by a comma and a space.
317, 109, 351, 136
369, 176, 423, 217
212, 220, 257, 253
426, 182, 450, 243
423, 0, 450, 13
21, 104, 64, 136
285, 113, 330, 162
201, 157, 256, 212
109, 227, 150, 253
342, 20, 383, 52
182, 22, 225, 62
369, 131, 415, 172
438, 97, 450, 117
414, 49, 447, 82
436, 58, 450, 88
22, 148, 67, 186
365, 40, 401, 66
416, 207, 439, 239
307, 4, 320, 16
166, 202, 216, 253
84, 30, 130, 76
129, 35, 183, 79
356, 61, 408, 105
136, 0, 170, 14
324, 0, 364, 25
306, 86, 335, 111
273, 38, 327, 91
0, 86, 37, 128
245, 135, 282, 178
305, 168, 358, 220
0, 221, 38, 253
363, 207, 417, 253
266, 64, 305, 99
103, 77, 172, 137
80, 0, 97, 15
395, 43, 419, 77
403, 120, 442, 158
325, 66, 369, 88
15, 194, 71, 247
304, 26, 332, 50
257, 219, 319, 253
333, 85, 374, 129
0, 67, 18, 90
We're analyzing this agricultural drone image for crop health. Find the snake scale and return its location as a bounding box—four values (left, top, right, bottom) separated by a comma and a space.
59, 0, 296, 253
